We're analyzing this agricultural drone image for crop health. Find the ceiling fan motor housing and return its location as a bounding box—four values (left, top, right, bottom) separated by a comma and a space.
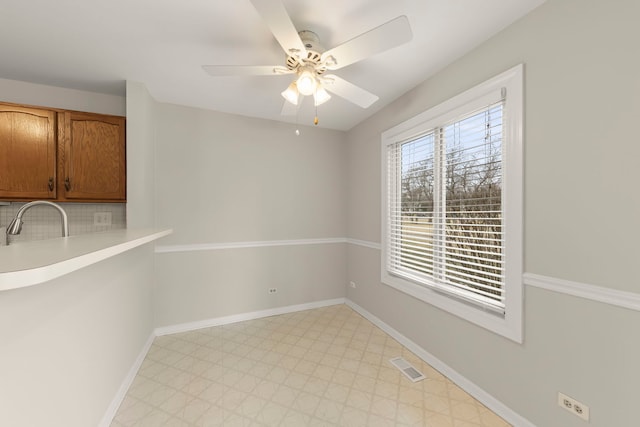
285, 30, 327, 75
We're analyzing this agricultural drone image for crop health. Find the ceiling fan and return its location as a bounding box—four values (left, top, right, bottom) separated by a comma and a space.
203, 0, 412, 118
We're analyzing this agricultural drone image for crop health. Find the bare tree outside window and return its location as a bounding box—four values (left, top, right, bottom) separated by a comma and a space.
396, 104, 504, 304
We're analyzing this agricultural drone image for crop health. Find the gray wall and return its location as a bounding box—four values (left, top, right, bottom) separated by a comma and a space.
346, 0, 640, 426
151, 103, 348, 327
126, 81, 157, 229
0, 77, 125, 116
0, 246, 156, 427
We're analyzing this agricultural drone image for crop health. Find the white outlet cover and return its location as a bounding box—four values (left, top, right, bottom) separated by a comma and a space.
94, 212, 112, 226
558, 392, 590, 422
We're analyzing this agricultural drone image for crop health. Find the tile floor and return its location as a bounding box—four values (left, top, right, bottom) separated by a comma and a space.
111, 304, 511, 427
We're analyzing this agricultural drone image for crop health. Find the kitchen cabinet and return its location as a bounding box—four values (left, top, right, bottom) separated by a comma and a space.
57, 111, 126, 201
0, 104, 57, 200
0, 102, 126, 202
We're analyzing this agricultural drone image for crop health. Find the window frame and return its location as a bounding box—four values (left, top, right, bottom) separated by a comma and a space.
381, 64, 523, 343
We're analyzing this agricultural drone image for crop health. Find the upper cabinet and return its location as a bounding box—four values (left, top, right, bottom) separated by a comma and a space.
58, 111, 126, 201
0, 102, 126, 202
0, 104, 57, 200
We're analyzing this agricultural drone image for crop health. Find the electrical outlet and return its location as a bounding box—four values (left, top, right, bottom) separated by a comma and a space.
94, 212, 112, 226
268, 288, 277, 294
349, 281, 357, 289
558, 392, 589, 421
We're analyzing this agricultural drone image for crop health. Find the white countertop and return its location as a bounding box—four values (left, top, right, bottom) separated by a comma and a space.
0, 228, 172, 292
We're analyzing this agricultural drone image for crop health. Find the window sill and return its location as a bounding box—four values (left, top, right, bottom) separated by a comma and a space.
382, 269, 522, 343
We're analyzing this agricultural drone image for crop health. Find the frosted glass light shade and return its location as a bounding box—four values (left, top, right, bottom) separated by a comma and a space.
296, 69, 317, 96
281, 81, 299, 105
314, 87, 331, 106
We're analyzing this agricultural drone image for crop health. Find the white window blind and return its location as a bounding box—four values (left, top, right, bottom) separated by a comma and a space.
386, 100, 506, 313
381, 64, 523, 342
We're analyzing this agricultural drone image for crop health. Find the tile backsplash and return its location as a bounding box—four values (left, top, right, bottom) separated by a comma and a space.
0, 202, 126, 244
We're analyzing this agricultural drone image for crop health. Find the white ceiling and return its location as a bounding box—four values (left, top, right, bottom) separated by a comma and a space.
0, 0, 544, 131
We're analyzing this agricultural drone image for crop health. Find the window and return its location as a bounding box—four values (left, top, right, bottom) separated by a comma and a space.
381, 65, 523, 342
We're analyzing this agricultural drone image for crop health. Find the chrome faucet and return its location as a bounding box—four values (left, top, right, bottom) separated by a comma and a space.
6, 201, 69, 237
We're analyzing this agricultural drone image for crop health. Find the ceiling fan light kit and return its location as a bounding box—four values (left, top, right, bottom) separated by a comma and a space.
203, 0, 413, 124
295, 66, 318, 96
281, 81, 299, 105
313, 86, 331, 106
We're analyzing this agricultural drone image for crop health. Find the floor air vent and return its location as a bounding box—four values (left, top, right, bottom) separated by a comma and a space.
390, 357, 426, 382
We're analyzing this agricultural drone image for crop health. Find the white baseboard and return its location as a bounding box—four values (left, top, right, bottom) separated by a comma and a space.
154, 297, 346, 336
100, 298, 345, 426
98, 331, 156, 427
345, 299, 536, 427
102, 297, 533, 427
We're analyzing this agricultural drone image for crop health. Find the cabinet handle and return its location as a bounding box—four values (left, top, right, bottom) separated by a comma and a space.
64, 178, 71, 191
48, 177, 54, 191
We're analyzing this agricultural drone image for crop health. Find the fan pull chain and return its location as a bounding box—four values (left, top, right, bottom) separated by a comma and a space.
295, 101, 301, 136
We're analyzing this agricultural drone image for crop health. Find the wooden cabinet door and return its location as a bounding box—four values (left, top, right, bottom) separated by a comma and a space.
60, 112, 126, 201
0, 104, 56, 200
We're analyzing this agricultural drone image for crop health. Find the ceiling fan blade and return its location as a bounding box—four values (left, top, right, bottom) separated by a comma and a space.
321, 15, 412, 70
322, 75, 379, 108
250, 0, 306, 57
202, 65, 293, 76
